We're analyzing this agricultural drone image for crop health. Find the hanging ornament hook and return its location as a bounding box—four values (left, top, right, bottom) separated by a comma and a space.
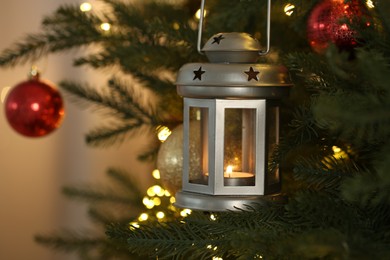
197, 0, 271, 56
29, 65, 40, 79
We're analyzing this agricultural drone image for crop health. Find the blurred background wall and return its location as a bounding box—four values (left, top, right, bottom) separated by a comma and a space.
0, 1, 153, 259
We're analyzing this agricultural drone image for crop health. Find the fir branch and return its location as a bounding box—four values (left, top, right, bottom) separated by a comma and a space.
375, 0, 390, 48
128, 72, 183, 123
313, 92, 390, 143
122, 222, 229, 260
215, 202, 286, 231
137, 146, 159, 162
288, 104, 320, 144
342, 146, 390, 206
293, 155, 358, 194
59, 80, 127, 115
0, 5, 103, 68
116, 43, 191, 75
35, 231, 105, 253
85, 123, 152, 147
206, 0, 266, 34
0, 34, 48, 67
286, 193, 359, 232
35, 230, 139, 260
285, 52, 337, 93
106, 168, 144, 198
36, 167, 146, 259
354, 48, 390, 94
87, 207, 139, 227
61, 167, 144, 206
60, 79, 159, 147
60, 80, 154, 122
281, 228, 350, 259
74, 51, 117, 68
105, 0, 193, 39
62, 186, 140, 206
132, 70, 175, 93
87, 207, 115, 226
107, 78, 156, 124
98, 0, 198, 74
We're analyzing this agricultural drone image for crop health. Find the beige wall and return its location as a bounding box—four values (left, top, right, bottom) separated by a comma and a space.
0, 1, 154, 259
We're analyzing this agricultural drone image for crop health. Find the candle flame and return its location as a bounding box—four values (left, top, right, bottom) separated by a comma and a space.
226, 165, 233, 177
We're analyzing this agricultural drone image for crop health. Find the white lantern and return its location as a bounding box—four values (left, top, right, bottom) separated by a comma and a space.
174, 0, 292, 211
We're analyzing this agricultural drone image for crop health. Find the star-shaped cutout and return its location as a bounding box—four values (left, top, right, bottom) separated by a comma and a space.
193, 66, 205, 80
244, 67, 260, 81
212, 34, 225, 44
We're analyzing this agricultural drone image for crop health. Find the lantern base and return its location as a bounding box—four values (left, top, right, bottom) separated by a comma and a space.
174, 191, 282, 211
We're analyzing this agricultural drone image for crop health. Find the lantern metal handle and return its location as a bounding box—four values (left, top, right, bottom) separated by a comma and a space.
197, 0, 271, 56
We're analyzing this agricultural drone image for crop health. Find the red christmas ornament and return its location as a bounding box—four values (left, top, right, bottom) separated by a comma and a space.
5, 71, 64, 137
307, 0, 370, 53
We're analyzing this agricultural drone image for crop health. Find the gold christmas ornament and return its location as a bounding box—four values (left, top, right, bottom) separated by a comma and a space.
156, 123, 201, 194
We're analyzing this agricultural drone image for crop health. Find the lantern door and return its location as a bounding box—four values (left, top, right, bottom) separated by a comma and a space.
182, 98, 268, 196
214, 99, 266, 195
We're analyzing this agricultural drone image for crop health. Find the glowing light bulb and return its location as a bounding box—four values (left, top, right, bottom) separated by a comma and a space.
145, 204, 154, 209
210, 214, 217, 221
332, 146, 341, 153
138, 213, 149, 221
100, 23, 111, 31
212, 257, 223, 260
172, 22, 180, 30
157, 125, 171, 142
366, 0, 375, 8
129, 222, 140, 229
152, 169, 161, 180
142, 196, 151, 206
195, 9, 207, 20
147, 187, 156, 197
156, 211, 165, 219
143, 196, 156, 209
332, 146, 348, 159
152, 185, 164, 197
180, 209, 192, 217
164, 190, 171, 197
153, 197, 162, 206
80, 2, 92, 12
284, 4, 295, 16
170, 196, 176, 204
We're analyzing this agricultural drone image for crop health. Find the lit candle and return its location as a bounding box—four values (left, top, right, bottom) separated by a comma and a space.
202, 166, 255, 186
223, 165, 255, 186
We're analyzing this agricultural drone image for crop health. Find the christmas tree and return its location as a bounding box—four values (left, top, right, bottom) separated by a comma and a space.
0, 0, 389, 259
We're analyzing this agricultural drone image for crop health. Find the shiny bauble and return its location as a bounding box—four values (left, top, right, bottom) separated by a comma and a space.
5, 74, 64, 137
157, 122, 201, 194
307, 0, 369, 53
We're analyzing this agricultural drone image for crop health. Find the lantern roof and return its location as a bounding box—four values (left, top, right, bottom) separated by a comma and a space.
202, 32, 261, 63
176, 32, 293, 99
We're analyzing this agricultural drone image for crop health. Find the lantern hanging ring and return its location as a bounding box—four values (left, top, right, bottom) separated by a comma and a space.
197, 0, 271, 56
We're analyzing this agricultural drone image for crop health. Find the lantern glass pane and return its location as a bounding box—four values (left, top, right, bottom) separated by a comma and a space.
188, 107, 208, 185
267, 106, 280, 185
223, 108, 256, 186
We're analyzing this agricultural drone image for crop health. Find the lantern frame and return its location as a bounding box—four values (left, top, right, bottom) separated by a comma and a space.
182, 98, 267, 196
